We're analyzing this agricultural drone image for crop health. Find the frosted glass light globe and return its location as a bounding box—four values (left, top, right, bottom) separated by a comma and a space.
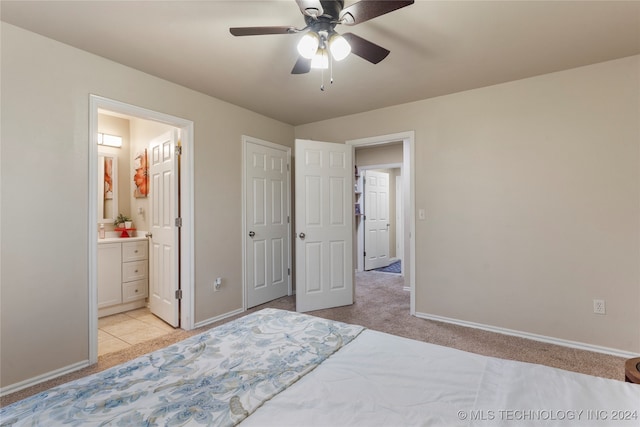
297, 32, 319, 59
329, 34, 351, 61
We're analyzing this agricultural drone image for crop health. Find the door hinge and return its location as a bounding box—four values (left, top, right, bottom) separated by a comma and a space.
175, 217, 182, 227
364, 251, 366, 257
175, 145, 183, 156
288, 268, 291, 276
287, 163, 290, 171
175, 289, 183, 300
287, 216, 290, 224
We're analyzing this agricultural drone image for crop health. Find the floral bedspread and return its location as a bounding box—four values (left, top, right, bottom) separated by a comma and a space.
1, 309, 364, 426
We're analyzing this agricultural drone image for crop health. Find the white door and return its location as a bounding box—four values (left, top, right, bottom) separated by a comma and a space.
245, 138, 290, 308
295, 139, 354, 312
148, 130, 179, 327
364, 170, 391, 270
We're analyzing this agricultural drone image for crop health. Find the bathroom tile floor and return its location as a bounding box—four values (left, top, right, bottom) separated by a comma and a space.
98, 308, 176, 357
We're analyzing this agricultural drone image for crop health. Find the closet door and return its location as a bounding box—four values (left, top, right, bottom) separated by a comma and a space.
244, 137, 290, 308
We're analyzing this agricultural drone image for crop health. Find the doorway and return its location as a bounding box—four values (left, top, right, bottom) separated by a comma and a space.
88, 95, 195, 363
347, 131, 415, 315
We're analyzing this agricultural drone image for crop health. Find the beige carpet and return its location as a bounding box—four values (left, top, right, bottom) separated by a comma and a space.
1, 271, 627, 406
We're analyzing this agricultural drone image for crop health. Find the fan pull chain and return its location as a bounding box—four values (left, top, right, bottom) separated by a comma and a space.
330, 52, 334, 85
320, 52, 335, 91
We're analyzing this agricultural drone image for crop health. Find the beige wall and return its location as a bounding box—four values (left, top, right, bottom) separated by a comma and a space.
0, 23, 293, 388
297, 55, 640, 353
355, 142, 403, 167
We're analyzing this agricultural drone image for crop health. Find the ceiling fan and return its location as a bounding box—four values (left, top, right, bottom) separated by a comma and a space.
230, 0, 414, 74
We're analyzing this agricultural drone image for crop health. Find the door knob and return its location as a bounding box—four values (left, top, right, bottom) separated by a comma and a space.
249, 231, 255, 237
299, 232, 305, 239
146, 232, 153, 238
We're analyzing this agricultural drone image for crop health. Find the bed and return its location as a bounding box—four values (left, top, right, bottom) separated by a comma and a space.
2, 308, 639, 426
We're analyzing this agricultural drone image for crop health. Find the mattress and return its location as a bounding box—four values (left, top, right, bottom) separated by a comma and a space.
2, 308, 638, 426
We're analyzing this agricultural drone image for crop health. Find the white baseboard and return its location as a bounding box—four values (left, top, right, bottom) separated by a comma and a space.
415, 311, 640, 359
193, 307, 245, 329
0, 360, 90, 398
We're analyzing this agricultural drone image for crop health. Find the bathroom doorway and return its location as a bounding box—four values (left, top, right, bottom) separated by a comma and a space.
89, 95, 194, 363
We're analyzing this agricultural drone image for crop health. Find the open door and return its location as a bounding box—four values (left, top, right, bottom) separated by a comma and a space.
148, 130, 179, 327
295, 139, 354, 312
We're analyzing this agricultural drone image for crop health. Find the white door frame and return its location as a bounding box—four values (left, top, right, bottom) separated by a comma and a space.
88, 95, 195, 363
241, 135, 293, 309
395, 174, 404, 266
347, 131, 416, 315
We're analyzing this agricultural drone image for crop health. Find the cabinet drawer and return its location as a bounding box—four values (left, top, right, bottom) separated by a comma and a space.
122, 241, 148, 262
123, 279, 148, 302
122, 260, 148, 282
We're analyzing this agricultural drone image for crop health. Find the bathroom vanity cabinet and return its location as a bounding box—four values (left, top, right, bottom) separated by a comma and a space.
98, 238, 149, 318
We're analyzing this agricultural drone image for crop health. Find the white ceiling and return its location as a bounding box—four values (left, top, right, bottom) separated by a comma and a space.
2, 1, 639, 126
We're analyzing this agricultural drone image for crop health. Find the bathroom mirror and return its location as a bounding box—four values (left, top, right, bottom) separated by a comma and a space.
97, 150, 118, 224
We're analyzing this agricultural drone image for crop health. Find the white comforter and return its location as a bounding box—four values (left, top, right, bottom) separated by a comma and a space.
243, 329, 640, 426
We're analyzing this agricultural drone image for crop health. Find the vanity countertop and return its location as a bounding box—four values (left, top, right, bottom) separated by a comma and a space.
98, 231, 148, 244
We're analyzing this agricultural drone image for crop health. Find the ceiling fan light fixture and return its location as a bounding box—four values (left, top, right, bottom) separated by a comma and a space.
297, 32, 319, 59
310, 48, 329, 69
329, 33, 351, 61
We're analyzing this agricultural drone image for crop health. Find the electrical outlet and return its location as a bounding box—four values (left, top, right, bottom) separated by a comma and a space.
214, 277, 222, 291
593, 299, 606, 315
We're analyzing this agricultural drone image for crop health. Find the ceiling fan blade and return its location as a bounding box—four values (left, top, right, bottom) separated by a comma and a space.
295, 0, 324, 18
291, 56, 312, 74
342, 33, 390, 64
340, 0, 414, 25
229, 26, 296, 36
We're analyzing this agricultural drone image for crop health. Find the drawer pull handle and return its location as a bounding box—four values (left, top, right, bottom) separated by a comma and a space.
135, 289, 138, 293
134, 250, 138, 253
135, 269, 138, 273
